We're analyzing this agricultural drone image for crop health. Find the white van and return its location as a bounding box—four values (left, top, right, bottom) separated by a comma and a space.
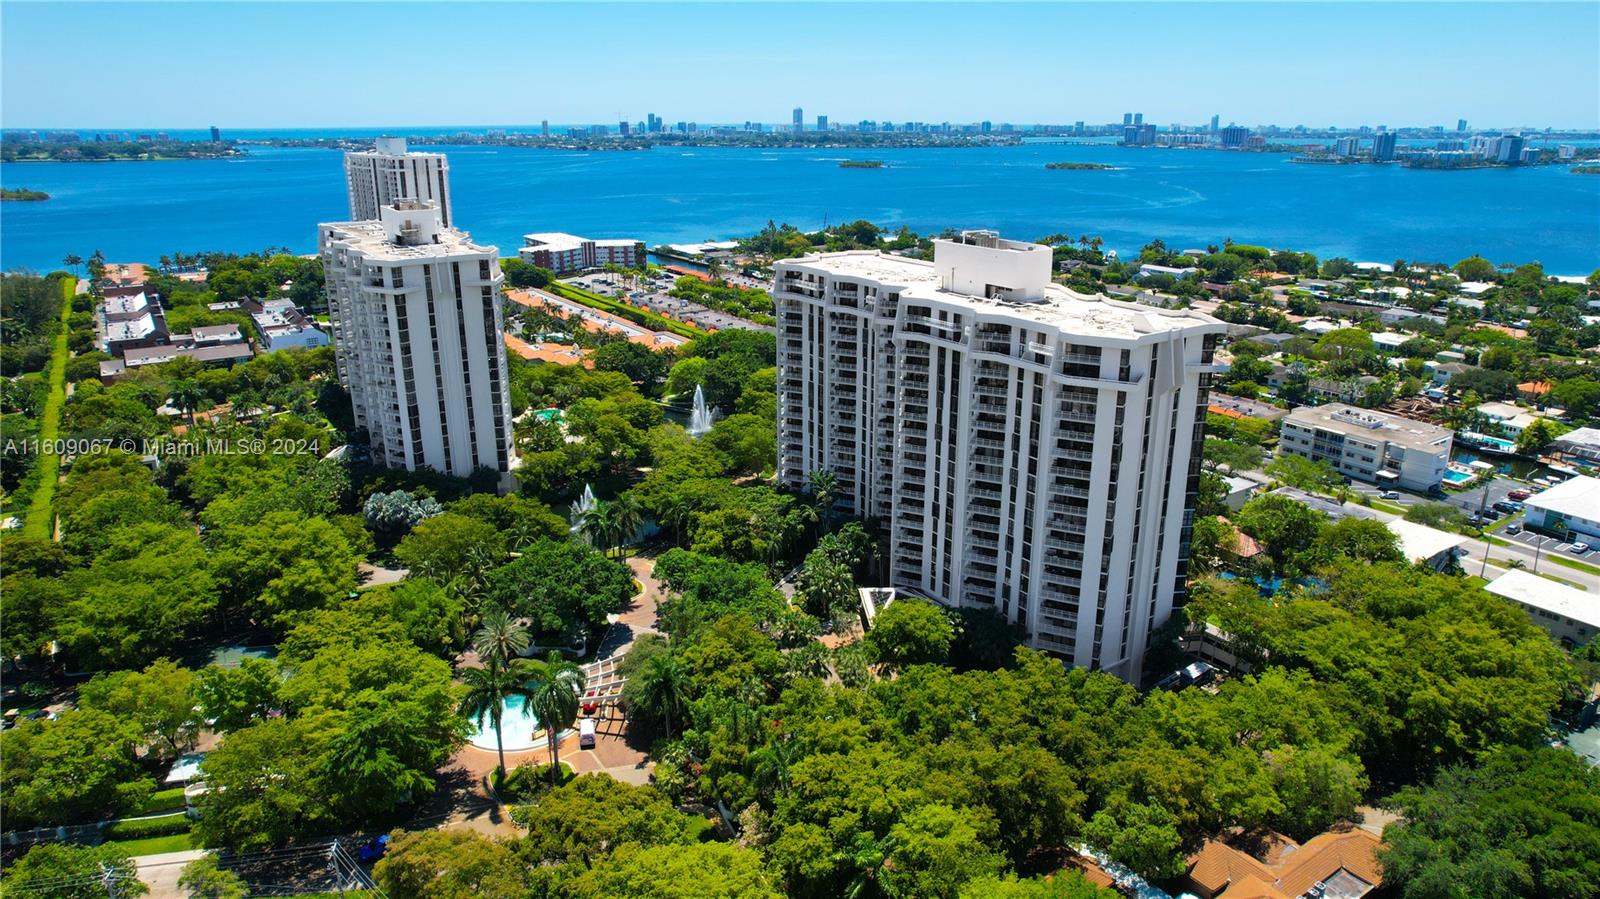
579, 718, 596, 750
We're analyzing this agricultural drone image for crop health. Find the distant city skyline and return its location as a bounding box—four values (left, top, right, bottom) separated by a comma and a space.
3, 2, 1597, 130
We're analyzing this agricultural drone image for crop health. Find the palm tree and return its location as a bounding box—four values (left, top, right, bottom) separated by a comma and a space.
458, 657, 535, 779
751, 735, 802, 800
610, 495, 643, 557
473, 608, 530, 665
656, 494, 692, 547
170, 378, 205, 426
634, 653, 687, 739
525, 651, 584, 784
807, 469, 839, 532
62, 254, 83, 276
581, 502, 619, 556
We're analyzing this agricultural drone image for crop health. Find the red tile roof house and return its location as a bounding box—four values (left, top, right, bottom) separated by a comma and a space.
1182, 827, 1384, 899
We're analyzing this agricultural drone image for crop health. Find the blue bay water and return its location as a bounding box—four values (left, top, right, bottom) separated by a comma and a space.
3, 141, 1597, 274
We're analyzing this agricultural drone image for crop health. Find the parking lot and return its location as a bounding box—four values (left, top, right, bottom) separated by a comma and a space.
566, 272, 772, 332
1498, 527, 1599, 561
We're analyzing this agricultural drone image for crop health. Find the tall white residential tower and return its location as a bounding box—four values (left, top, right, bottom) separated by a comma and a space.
320, 200, 515, 488
774, 232, 1224, 681
344, 137, 453, 227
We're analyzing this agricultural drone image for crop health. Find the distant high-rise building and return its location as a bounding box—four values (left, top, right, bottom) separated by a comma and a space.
1497, 134, 1527, 163
981, 120, 992, 134
541, 120, 549, 137
1371, 132, 1397, 161
1074, 120, 1084, 134
344, 137, 451, 227
209, 125, 221, 143
1219, 125, 1250, 148
619, 121, 631, 136
1123, 112, 1133, 126
647, 113, 661, 133
1210, 114, 1219, 134
320, 200, 514, 487
1335, 136, 1361, 157
1457, 118, 1468, 132
793, 107, 804, 131
817, 115, 828, 131
1133, 112, 1143, 127
773, 231, 1224, 681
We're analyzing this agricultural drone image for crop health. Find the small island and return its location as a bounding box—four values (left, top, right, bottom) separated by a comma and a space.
1045, 161, 1115, 171
839, 159, 886, 169
1, 188, 49, 201
1572, 165, 1600, 175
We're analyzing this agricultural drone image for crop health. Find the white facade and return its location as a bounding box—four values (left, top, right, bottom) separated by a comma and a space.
1523, 475, 1600, 542
774, 232, 1225, 681
345, 137, 453, 227
251, 299, 330, 351
519, 232, 645, 275
1280, 404, 1452, 491
320, 200, 515, 486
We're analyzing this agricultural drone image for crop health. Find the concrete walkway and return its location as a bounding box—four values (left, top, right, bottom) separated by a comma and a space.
132, 849, 207, 899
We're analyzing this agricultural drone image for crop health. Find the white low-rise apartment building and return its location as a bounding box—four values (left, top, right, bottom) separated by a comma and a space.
345, 137, 452, 227
519, 232, 646, 275
1522, 475, 1600, 543
1487, 569, 1599, 646
1279, 404, 1452, 491
248, 298, 330, 351
320, 200, 515, 488
774, 231, 1225, 681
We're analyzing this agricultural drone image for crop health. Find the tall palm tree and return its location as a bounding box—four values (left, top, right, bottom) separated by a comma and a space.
62, 254, 83, 276
473, 609, 530, 665
634, 653, 687, 739
170, 378, 205, 426
581, 502, 619, 555
807, 469, 839, 533
458, 657, 535, 779
525, 651, 584, 784
611, 495, 643, 556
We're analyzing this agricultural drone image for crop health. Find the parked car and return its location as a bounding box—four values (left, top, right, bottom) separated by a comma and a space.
1492, 501, 1523, 515
1379, 490, 1400, 500
1507, 489, 1531, 501
1573, 542, 1592, 554
579, 718, 597, 750
1505, 523, 1522, 535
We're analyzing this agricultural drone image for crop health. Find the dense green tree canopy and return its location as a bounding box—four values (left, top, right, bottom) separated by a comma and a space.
1380, 746, 1600, 899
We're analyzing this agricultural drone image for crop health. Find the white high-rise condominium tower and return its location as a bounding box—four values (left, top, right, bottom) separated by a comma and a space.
774, 232, 1224, 681
320, 199, 515, 489
344, 137, 453, 227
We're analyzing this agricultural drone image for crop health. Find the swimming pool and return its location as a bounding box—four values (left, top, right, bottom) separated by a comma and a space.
1441, 469, 1474, 487
467, 695, 543, 752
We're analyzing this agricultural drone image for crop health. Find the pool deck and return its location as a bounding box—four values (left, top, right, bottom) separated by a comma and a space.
422, 553, 666, 837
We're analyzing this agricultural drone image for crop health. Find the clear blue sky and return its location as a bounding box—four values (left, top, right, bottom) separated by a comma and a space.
4, 2, 1597, 130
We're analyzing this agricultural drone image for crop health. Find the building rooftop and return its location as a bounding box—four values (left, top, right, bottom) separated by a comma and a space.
321, 202, 493, 261
1187, 828, 1383, 899
1486, 568, 1600, 628
1523, 475, 1600, 520
1284, 404, 1452, 452
785, 246, 1223, 341
522, 232, 589, 253
1385, 519, 1469, 564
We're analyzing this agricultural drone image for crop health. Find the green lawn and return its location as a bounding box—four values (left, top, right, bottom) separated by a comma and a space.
21, 275, 77, 538
1368, 499, 1406, 515
101, 832, 197, 856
